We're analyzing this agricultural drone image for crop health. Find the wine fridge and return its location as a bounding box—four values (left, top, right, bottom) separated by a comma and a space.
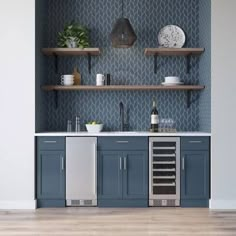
149, 137, 180, 206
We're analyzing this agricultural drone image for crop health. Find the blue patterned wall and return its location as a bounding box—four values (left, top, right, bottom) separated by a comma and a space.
39, 0, 204, 132
199, 0, 211, 132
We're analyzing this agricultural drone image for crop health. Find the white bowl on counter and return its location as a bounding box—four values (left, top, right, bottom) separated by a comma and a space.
85, 124, 104, 133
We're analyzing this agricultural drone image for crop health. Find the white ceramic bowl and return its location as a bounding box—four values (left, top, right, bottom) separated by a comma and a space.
86, 124, 103, 133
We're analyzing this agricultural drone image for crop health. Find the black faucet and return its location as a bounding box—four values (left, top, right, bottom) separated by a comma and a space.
119, 102, 124, 131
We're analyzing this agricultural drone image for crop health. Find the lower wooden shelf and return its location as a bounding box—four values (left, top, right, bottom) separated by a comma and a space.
41, 85, 205, 109
42, 85, 205, 91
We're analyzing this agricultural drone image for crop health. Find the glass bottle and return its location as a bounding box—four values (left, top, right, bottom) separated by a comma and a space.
150, 100, 159, 132
67, 120, 72, 132
75, 116, 81, 132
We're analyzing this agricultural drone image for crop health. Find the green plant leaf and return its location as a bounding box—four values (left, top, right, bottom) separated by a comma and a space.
57, 22, 90, 48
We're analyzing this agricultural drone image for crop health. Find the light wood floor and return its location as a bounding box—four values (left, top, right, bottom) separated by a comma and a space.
0, 208, 236, 236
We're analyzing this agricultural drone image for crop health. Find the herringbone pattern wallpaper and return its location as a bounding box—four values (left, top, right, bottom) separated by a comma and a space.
199, 0, 211, 132
42, 0, 201, 131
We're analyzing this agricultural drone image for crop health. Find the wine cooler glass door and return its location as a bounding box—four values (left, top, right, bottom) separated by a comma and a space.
149, 137, 180, 202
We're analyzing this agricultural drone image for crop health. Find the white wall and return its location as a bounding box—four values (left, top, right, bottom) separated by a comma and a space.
211, 0, 236, 209
0, 0, 35, 209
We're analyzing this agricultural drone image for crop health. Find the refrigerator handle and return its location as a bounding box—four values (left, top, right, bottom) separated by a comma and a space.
94, 142, 97, 195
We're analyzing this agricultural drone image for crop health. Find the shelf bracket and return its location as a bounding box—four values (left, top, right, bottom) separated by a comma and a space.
53, 90, 58, 109
154, 54, 158, 74
53, 53, 58, 74
186, 90, 192, 108
88, 53, 92, 74
186, 54, 192, 74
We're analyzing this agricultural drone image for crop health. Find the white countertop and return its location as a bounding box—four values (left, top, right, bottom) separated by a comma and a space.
35, 132, 211, 137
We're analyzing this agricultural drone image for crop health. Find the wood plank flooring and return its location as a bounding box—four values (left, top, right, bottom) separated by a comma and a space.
0, 208, 236, 236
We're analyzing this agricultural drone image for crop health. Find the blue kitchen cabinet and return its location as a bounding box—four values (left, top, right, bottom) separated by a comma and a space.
37, 137, 65, 208
181, 137, 210, 207
123, 151, 148, 200
97, 137, 148, 207
97, 151, 123, 200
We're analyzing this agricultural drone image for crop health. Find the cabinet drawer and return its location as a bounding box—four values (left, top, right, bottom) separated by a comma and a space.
37, 137, 65, 150
98, 137, 148, 151
181, 137, 209, 150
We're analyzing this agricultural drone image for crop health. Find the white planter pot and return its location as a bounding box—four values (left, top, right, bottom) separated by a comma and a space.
66, 37, 77, 48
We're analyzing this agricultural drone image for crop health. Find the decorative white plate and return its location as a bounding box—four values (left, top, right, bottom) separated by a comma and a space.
161, 82, 184, 86
158, 25, 186, 48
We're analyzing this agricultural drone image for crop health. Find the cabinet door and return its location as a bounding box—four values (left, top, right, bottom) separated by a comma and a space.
181, 151, 209, 200
123, 151, 148, 199
98, 151, 123, 200
37, 150, 65, 199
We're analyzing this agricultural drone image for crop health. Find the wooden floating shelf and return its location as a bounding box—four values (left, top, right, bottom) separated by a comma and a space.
144, 48, 205, 56
43, 85, 205, 109
42, 48, 101, 56
42, 48, 101, 74
42, 85, 205, 92
144, 48, 205, 74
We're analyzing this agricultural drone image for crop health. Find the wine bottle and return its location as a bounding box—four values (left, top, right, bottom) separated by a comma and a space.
150, 100, 159, 132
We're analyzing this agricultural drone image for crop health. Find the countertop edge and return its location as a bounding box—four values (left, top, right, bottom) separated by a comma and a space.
34, 132, 211, 137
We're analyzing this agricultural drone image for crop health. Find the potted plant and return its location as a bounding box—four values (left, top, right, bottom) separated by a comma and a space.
58, 22, 90, 48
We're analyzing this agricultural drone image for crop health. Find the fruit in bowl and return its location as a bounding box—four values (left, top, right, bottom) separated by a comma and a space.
86, 121, 103, 133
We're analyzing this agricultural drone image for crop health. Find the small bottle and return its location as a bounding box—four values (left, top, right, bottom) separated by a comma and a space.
73, 67, 81, 85
150, 100, 159, 132
67, 120, 72, 132
106, 74, 111, 85
75, 116, 81, 132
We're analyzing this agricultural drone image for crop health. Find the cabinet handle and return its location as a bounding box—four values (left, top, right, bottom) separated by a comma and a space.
189, 140, 202, 143
61, 156, 64, 171
116, 141, 129, 143
44, 140, 57, 143
124, 157, 127, 171
182, 157, 185, 171
120, 157, 122, 170
94, 143, 97, 195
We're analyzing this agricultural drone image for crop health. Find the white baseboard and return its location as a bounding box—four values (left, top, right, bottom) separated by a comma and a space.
0, 200, 36, 210
210, 199, 236, 210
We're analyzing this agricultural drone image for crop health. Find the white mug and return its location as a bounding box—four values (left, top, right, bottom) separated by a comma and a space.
96, 74, 105, 86
61, 75, 74, 80
61, 75, 74, 86
164, 76, 180, 84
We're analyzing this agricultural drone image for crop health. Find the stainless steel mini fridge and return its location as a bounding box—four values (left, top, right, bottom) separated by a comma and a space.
66, 137, 97, 206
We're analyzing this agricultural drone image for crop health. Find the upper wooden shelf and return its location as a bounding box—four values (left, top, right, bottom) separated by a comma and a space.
144, 48, 205, 74
42, 48, 101, 56
42, 48, 101, 74
144, 48, 205, 56
42, 85, 205, 92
